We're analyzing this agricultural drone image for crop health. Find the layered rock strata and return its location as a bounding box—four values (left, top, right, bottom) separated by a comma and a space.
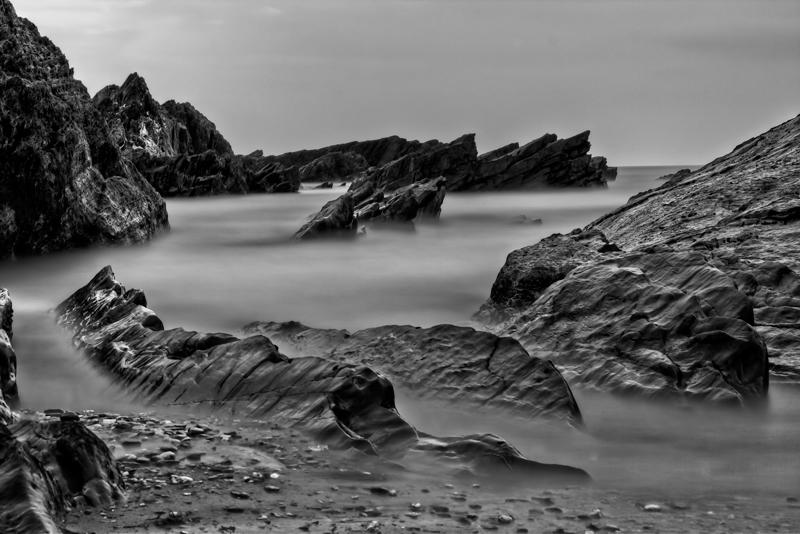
56, 266, 590, 484
477, 113, 800, 397
0, 1, 169, 258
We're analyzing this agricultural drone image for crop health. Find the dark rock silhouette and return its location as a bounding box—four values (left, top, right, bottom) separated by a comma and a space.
0, 289, 17, 412
56, 266, 590, 484
0, 2, 169, 259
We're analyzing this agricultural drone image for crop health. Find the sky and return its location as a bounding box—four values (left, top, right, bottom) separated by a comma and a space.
11, 0, 800, 166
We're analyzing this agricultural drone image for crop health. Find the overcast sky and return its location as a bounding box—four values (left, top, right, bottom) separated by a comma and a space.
12, 0, 800, 165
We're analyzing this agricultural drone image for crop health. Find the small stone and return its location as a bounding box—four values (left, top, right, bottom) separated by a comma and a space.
60, 412, 80, 422
643, 504, 661, 512
264, 485, 281, 493
230, 490, 250, 499
498, 514, 514, 524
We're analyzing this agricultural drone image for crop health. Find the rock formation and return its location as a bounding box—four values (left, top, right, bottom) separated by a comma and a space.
296, 129, 613, 238
94, 73, 301, 197
241, 321, 583, 425
0, 1, 169, 259
294, 192, 358, 241
477, 113, 800, 398
56, 266, 590, 484
0, 282, 124, 533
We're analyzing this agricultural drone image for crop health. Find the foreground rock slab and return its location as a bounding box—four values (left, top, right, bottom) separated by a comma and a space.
57, 266, 590, 485
242, 321, 582, 425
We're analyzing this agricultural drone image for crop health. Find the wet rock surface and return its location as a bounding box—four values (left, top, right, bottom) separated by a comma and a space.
0, 2, 169, 259
242, 321, 582, 425
477, 114, 800, 395
56, 266, 590, 485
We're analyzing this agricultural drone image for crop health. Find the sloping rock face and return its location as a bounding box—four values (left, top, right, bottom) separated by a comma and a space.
0, 1, 169, 258
586, 113, 800, 381
477, 114, 800, 398
241, 321, 582, 425
56, 266, 590, 484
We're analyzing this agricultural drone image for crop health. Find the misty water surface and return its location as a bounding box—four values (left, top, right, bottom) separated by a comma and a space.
2, 166, 798, 496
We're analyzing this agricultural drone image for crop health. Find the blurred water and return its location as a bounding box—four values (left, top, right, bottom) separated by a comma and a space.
6, 165, 797, 496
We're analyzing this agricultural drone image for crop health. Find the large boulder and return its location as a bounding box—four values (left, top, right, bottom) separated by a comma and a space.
0, 1, 169, 258
354, 177, 448, 227
487, 251, 768, 404
56, 266, 590, 484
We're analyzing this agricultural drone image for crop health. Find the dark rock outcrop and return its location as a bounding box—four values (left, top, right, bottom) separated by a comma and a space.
294, 192, 357, 241
0, 1, 169, 258
477, 114, 800, 395
56, 266, 590, 484
354, 177, 447, 227
241, 321, 582, 425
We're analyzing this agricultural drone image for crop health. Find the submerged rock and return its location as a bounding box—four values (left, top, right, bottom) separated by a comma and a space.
56, 266, 590, 484
0, 3, 169, 259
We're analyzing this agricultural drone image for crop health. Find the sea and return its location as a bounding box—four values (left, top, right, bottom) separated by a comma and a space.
1, 165, 798, 496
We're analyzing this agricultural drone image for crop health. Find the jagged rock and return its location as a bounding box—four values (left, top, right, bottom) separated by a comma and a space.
241, 321, 582, 425
299, 152, 369, 183
92, 72, 189, 158
294, 193, 357, 241
0, 2, 169, 258
486, 251, 768, 404
56, 266, 590, 484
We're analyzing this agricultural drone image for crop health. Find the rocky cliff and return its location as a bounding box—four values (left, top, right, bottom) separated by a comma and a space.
0, 0, 169, 259
477, 113, 800, 399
